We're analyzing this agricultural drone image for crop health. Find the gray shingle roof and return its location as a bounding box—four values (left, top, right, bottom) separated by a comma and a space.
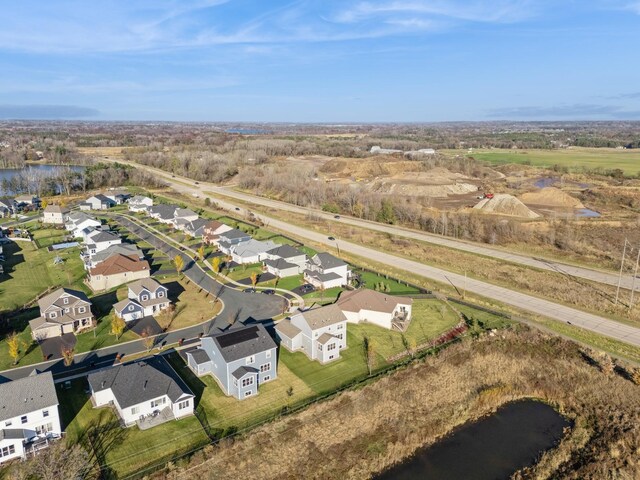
128, 277, 165, 297
90, 244, 143, 264
149, 204, 178, 220
295, 304, 347, 330
312, 253, 347, 270
231, 366, 257, 379
0, 371, 58, 422
90, 231, 120, 243
219, 229, 250, 241
209, 324, 276, 363
188, 349, 211, 365
174, 208, 197, 219
264, 258, 298, 270
87, 356, 193, 409
266, 244, 304, 259
38, 288, 91, 313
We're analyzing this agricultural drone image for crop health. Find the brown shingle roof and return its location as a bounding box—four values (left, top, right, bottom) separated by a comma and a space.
337, 289, 412, 315
38, 287, 91, 313
297, 304, 347, 330
90, 254, 150, 276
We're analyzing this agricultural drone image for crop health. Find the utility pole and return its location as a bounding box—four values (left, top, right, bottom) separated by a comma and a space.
630, 244, 640, 307
463, 270, 467, 299
615, 238, 628, 306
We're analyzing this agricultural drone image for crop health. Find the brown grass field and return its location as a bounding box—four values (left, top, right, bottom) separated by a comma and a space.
160, 328, 640, 480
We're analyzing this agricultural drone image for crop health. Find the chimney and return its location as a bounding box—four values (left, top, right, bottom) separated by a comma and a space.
101, 381, 105, 389
144, 380, 148, 390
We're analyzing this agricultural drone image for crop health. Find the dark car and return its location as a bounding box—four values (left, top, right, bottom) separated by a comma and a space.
194, 181, 200, 185
328, 236, 335, 241
171, 175, 175, 178
243, 287, 256, 293
300, 284, 315, 293
334, 215, 340, 219
262, 289, 275, 295
235, 207, 240, 211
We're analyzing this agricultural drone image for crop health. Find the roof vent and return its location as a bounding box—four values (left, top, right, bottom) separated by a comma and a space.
101, 381, 106, 389
143, 380, 148, 390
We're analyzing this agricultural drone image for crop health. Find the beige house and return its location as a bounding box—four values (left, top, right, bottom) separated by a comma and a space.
336, 289, 412, 330
29, 288, 94, 340
43, 205, 70, 225
87, 254, 151, 292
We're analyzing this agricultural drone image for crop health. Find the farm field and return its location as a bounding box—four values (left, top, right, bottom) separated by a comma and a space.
442, 147, 640, 175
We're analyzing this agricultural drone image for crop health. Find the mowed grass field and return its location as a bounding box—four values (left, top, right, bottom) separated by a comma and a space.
442, 147, 640, 175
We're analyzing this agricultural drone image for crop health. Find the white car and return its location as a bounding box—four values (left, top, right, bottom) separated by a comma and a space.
192, 193, 200, 198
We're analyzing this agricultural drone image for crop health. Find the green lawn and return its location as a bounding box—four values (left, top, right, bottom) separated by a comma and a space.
30, 226, 68, 248
270, 274, 305, 291
455, 303, 513, 330
225, 263, 263, 281
58, 379, 209, 479
442, 147, 640, 175
303, 286, 344, 302
355, 270, 421, 295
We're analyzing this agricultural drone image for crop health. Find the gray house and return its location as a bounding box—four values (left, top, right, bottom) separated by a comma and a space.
216, 228, 251, 250
186, 324, 277, 400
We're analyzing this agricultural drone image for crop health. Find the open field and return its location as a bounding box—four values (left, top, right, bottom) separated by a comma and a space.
442, 147, 640, 175
169, 328, 640, 480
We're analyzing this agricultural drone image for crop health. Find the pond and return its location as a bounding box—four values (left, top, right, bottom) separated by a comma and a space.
0, 164, 84, 195
375, 400, 570, 480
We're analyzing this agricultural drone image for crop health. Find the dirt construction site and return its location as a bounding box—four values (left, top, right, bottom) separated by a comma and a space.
287, 154, 603, 219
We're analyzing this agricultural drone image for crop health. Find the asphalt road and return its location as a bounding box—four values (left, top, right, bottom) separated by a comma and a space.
113, 161, 640, 348
0, 214, 286, 382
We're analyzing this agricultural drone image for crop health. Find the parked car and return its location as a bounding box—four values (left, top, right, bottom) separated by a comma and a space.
328, 236, 335, 241
299, 284, 315, 293
243, 287, 256, 293
235, 207, 240, 211
334, 215, 340, 219
262, 289, 275, 295
194, 181, 200, 185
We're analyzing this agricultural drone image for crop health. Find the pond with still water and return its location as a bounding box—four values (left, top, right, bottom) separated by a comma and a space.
375, 400, 569, 480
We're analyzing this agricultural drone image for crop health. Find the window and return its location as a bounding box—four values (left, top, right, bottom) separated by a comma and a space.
266, 350, 272, 359
50, 311, 57, 319
233, 379, 238, 387
141, 295, 149, 301
43, 410, 49, 417
337, 324, 344, 330
242, 377, 254, 388
263, 376, 270, 382
78, 306, 86, 314
151, 398, 166, 408
131, 406, 139, 415
318, 344, 322, 351
4, 421, 12, 427
260, 363, 271, 373
36, 423, 53, 434
246, 355, 255, 365
244, 391, 253, 398
327, 344, 336, 351
0, 445, 16, 458
158, 291, 164, 298
63, 297, 69, 305
128, 305, 134, 311
337, 334, 343, 340
178, 400, 189, 410
21, 416, 27, 424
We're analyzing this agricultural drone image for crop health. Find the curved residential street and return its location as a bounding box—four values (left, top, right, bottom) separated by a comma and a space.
0, 213, 286, 382
100, 159, 640, 348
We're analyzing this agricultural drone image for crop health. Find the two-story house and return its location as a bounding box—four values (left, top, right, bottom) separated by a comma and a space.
215, 228, 251, 251
83, 243, 144, 270
42, 204, 70, 225
128, 195, 154, 212
29, 288, 94, 340
105, 190, 130, 205
0, 198, 16, 217
171, 208, 199, 229
202, 220, 233, 245
0, 371, 62, 465
228, 239, 277, 265
87, 254, 150, 292
263, 244, 307, 278
182, 218, 209, 238
14, 195, 40, 208
186, 324, 277, 400
79, 194, 116, 211
147, 204, 179, 224
65, 212, 101, 238
304, 253, 350, 289
84, 230, 122, 256
276, 304, 348, 364
336, 289, 413, 330
114, 278, 170, 322
88, 357, 194, 428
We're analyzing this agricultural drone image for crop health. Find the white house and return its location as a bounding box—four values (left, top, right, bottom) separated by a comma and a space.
128, 195, 154, 212
336, 289, 413, 330
182, 218, 209, 238
65, 212, 101, 238
113, 278, 170, 322
83, 243, 144, 270
42, 205, 69, 225
228, 239, 277, 265
276, 304, 348, 364
87, 357, 195, 428
172, 208, 199, 228
0, 371, 61, 465
83, 230, 122, 255
202, 220, 233, 245
304, 253, 350, 289
148, 204, 179, 224
105, 190, 130, 204
80, 194, 116, 211
263, 244, 307, 278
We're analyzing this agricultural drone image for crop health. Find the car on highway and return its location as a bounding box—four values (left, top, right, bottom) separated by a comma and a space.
235, 207, 240, 211
328, 236, 335, 241
172, 175, 175, 178
262, 289, 275, 295
334, 215, 340, 219
194, 181, 200, 185
243, 287, 256, 293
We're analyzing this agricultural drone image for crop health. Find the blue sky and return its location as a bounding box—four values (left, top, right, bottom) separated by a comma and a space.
0, 0, 639, 121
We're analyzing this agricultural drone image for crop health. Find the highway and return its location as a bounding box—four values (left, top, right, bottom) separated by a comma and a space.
109, 160, 640, 348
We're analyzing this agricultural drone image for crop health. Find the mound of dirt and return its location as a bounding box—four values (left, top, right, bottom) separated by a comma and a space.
473, 194, 540, 218
519, 187, 584, 208
319, 158, 423, 179
371, 179, 478, 197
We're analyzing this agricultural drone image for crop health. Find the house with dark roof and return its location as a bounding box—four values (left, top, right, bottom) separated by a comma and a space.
83, 229, 122, 255
276, 304, 347, 364
186, 324, 277, 400
29, 288, 94, 340
80, 194, 116, 211
147, 204, 179, 223
65, 212, 101, 238
304, 253, 350, 289
172, 208, 198, 229
88, 356, 194, 428
0, 198, 16, 217
215, 228, 251, 250
128, 195, 153, 212
87, 254, 150, 291
105, 190, 131, 205
114, 278, 170, 322
337, 289, 413, 330
263, 244, 307, 278
0, 371, 61, 465
182, 218, 209, 238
